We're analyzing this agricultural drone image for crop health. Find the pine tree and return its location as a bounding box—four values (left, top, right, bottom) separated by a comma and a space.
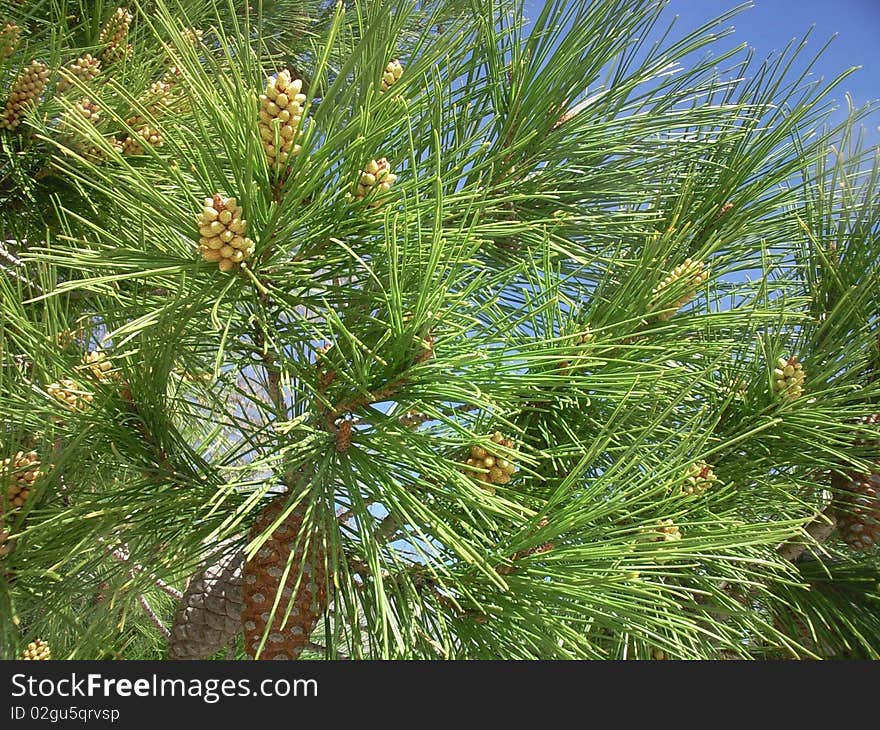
1, 0, 879, 660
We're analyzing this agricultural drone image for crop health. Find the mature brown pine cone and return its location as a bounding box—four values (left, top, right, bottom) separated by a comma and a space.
838, 472, 880, 551
169, 548, 244, 660
241, 496, 327, 660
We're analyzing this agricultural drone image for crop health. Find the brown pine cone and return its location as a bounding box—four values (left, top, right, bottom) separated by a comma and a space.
838, 472, 880, 551
241, 496, 327, 659
169, 548, 244, 660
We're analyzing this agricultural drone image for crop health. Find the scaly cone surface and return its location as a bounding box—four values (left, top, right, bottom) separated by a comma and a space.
241, 496, 327, 660
169, 547, 245, 660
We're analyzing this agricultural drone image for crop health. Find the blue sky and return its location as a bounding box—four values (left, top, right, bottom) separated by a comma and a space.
525, 0, 880, 141
667, 0, 880, 138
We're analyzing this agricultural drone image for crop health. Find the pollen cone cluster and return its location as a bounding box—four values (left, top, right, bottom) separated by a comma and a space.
60, 98, 103, 157
120, 80, 173, 155
0, 60, 50, 130
119, 125, 162, 156
258, 70, 306, 166
647, 519, 681, 542
354, 157, 397, 205
196, 194, 255, 272
98, 7, 133, 65
683, 461, 719, 495
462, 431, 517, 494
559, 327, 593, 374
837, 472, 880, 552
772, 356, 805, 402
20, 639, 51, 660
241, 497, 328, 660
2, 450, 42, 510
380, 59, 404, 92
649, 258, 708, 320
47, 378, 93, 411
170, 548, 244, 660
0, 23, 21, 61
81, 350, 118, 382
57, 54, 101, 92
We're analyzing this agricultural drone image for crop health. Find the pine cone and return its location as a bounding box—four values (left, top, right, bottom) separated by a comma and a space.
838, 472, 880, 551
354, 157, 397, 205
98, 7, 133, 65
57, 54, 101, 92
196, 194, 255, 272
258, 70, 306, 166
772, 355, 805, 402
20, 639, 51, 660
462, 431, 517, 494
241, 496, 327, 660
648, 258, 708, 320
169, 548, 244, 660
683, 461, 719, 495
2, 450, 42, 510
0, 23, 21, 61
47, 378, 93, 411
380, 59, 404, 92
0, 60, 50, 130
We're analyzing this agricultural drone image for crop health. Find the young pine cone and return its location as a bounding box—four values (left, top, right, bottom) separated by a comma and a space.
20, 639, 51, 660
772, 356, 805, 402
648, 258, 708, 320
242, 497, 328, 660
169, 548, 244, 660
837, 472, 880, 552
0, 60, 50, 130
354, 157, 397, 205
98, 7, 133, 65
47, 379, 93, 411
196, 194, 255, 272
57, 54, 101, 92
380, 59, 404, 92
0, 23, 21, 61
682, 461, 719, 495
258, 70, 306, 167
462, 431, 517, 494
